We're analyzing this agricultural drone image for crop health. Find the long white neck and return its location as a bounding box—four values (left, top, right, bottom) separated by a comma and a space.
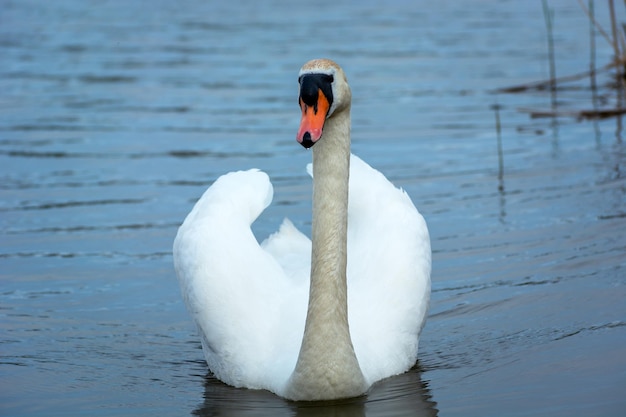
285, 107, 368, 401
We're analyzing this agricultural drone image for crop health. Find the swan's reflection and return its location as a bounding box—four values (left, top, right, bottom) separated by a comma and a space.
192, 363, 438, 417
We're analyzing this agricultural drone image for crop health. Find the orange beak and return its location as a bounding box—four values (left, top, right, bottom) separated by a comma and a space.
296, 89, 331, 148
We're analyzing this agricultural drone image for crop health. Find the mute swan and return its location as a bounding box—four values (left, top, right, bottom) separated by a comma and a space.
173, 58, 431, 401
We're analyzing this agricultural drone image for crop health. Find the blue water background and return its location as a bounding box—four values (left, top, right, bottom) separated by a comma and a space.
1, 0, 625, 415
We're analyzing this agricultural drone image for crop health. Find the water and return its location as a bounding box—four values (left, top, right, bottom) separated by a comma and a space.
1, 0, 625, 415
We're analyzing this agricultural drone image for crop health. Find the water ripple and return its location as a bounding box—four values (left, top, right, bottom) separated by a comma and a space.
8, 198, 146, 212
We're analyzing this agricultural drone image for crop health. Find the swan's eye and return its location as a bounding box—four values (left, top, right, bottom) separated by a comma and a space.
298, 74, 333, 85
299, 73, 334, 114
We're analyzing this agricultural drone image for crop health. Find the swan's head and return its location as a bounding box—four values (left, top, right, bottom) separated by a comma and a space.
296, 58, 351, 148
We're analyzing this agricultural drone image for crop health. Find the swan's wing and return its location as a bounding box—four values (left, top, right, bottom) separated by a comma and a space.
173, 170, 306, 393
345, 154, 432, 384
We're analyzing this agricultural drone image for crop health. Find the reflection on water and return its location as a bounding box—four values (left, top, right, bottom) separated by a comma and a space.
194, 365, 437, 417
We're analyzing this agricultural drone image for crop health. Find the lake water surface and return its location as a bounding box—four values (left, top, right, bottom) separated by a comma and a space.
1, 0, 625, 416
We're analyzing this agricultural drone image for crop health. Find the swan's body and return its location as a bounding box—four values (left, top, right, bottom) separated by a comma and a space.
174, 59, 431, 401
